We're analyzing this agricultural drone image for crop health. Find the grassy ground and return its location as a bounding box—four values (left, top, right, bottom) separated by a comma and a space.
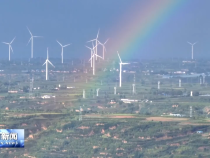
0, 61, 210, 157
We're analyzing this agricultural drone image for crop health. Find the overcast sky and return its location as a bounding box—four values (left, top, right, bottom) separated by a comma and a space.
0, 0, 209, 60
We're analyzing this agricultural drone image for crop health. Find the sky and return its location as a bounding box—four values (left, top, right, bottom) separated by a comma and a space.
0, 0, 210, 60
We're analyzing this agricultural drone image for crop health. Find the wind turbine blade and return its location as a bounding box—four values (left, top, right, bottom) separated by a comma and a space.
27, 37, 32, 46
95, 54, 103, 59
10, 37, 16, 44
63, 44, 71, 47
93, 44, 98, 51
117, 51, 122, 63
89, 55, 94, 61
56, 40, 62, 46
2, 42, 9, 45
187, 42, 192, 45
87, 39, 96, 43
10, 46, 13, 52
86, 46, 92, 50
91, 40, 99, 50
122, 63, 130, 65
97, 28, 100, 38
47, 48, 49, 59
98, 41, 103, 45
48, 60, 55, 67
33, 36, 42, 38
92, 46, 96, 55
104, 39, 109, 44
27, 26, 33, 36
42, 61, 46, 66
91, 41, 94, 48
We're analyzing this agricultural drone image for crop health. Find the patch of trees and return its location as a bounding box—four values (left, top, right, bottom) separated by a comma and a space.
157, 90, 183, 96
23, 86, 29, 92
154, 133, 165, 138
63, 121, 80, 130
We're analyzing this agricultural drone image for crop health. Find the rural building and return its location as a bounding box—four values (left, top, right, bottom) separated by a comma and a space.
121, 99, 138, 103
8, 90, 18, 93
41, 95, 51, 99
169, 113, 182, 117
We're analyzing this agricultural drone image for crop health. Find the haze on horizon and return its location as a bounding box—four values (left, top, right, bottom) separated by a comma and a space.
0, 0, 209, 60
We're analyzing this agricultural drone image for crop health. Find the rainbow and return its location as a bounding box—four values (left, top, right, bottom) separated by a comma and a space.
108, 0, 186, 59
81, 0, 186, 92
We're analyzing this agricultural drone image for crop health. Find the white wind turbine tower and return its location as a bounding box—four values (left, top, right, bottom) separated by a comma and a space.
98, 39, 109, 60
96, 88, 100, 97
2, 37, 15, 61
27, 27, 42, 58
83, 89, 85, 99
179, 79, 181, 88
187, 42, 197, 60
117, 51, 129, 87
202, 74, 205, 84
42, 48, 55, 80
86, 46, 93, 67
88, 43, 103, 75
132, 84, 135, 95
158, 81, 160, 89
114, 87, 116, 95
190, 91, 193, 97
87, 29, 100, 60
56, 40, 71, 64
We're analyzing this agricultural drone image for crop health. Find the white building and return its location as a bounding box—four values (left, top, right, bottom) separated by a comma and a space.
169, 113, 182, 117
121, 99, 138, 103
41, 95, 51, 99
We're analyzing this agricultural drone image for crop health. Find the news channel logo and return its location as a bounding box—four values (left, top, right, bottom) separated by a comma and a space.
0, 129, 24, 148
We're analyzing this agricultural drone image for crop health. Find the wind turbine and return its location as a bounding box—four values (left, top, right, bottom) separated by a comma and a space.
86, 46, 93, 67
27, 27, 42, 58
87, 29, 100, 60
117, 51, 129, 87
179, 79, 181, 88
2, 37, 15, 61
96, 88, 100, 97
56, 40, 71, 64
88, 43, 103, 75
158, 81, 160, 89
98, 39, 109, 60
132, 84, 135, 95
187, 41, 197, 60
42, 48, 55, 81
83, 89, 85, 99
